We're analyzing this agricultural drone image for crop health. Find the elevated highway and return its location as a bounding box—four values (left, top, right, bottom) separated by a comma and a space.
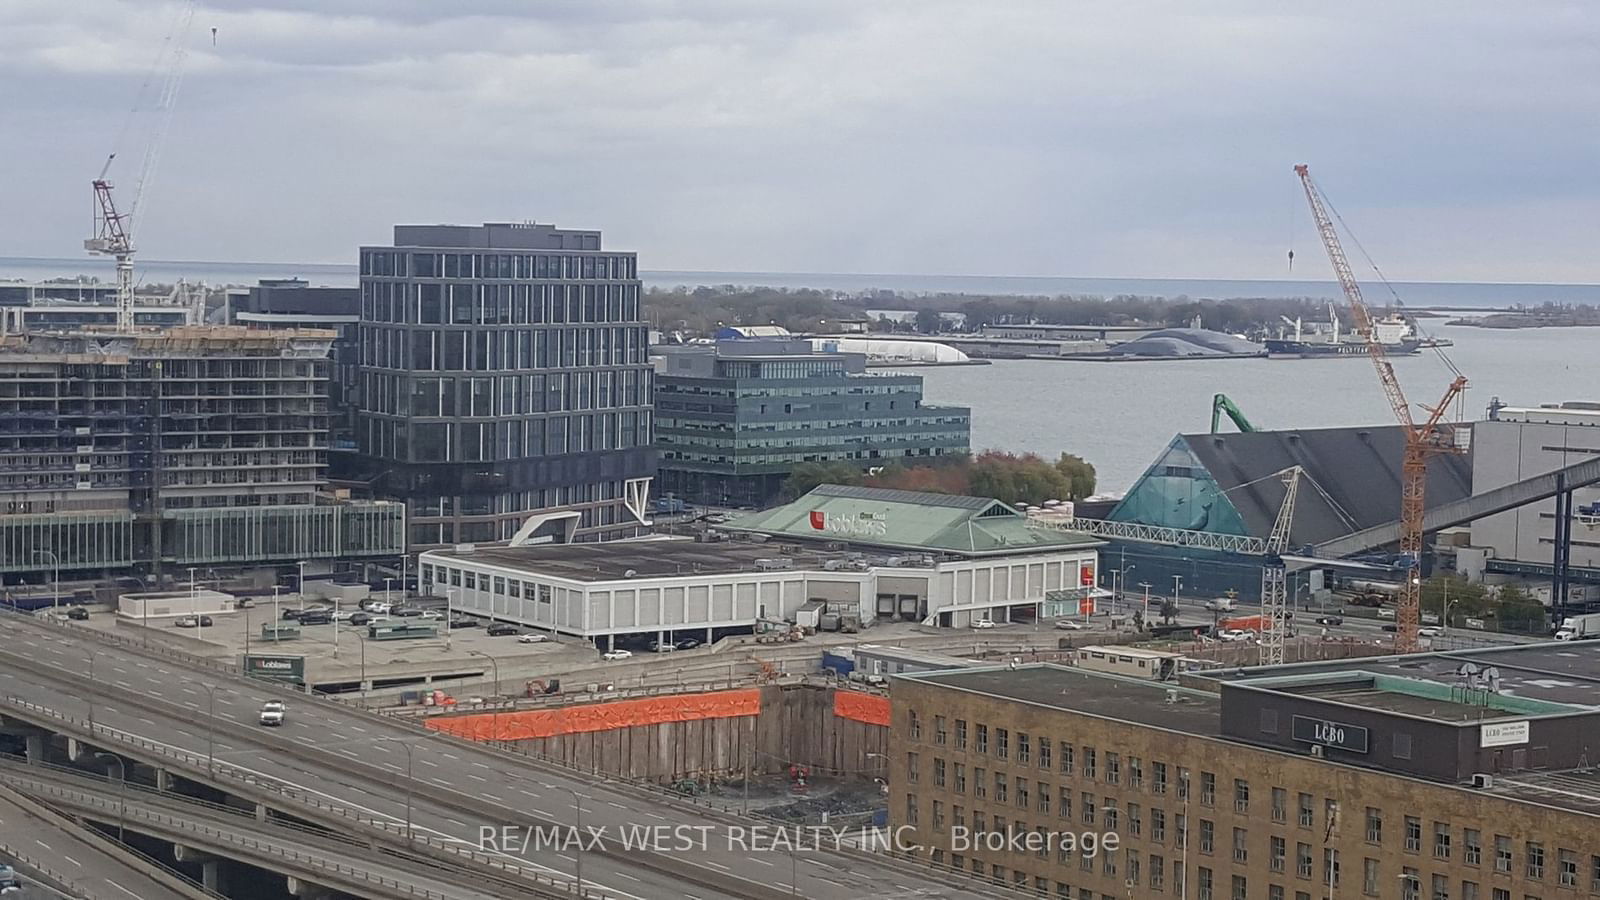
0, 780, 210, 900
0, 613, 996, 900
0, 756, 519, 900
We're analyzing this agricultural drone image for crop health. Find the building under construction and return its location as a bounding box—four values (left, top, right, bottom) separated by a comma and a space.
0, 326, 404, 584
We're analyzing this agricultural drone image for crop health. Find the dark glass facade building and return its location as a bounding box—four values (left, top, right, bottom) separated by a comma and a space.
654, 340, 971, 507
355, 223, 655, 549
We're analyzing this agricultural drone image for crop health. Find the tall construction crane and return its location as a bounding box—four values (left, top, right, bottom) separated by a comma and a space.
84, 0, 198, 332
1295, 164, 1468, 652
1259, 466, 1302, 666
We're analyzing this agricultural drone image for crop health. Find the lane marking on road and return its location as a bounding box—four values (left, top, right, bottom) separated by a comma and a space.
372, 743, 391, 753
467, 773, 487, 782
704, 861, 731, 871
608, 801, 628, 810
750, 857, 774, 867
418, 758, 439, 767
472, 762, 490, 769
613, 872, 639, 882
441, 752, 460, 760
62, 855, 80, 867
105, 880, 139, 898
34, 839, 50, 851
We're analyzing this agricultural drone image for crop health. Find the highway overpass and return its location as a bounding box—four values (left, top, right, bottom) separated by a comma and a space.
0, 780, 211, 900
0, 611, 999, 900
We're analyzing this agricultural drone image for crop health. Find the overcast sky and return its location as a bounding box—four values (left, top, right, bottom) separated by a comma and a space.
2, 1, 1596, 281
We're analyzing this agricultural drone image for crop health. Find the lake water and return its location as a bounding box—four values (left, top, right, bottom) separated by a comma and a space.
918, 323, 1600, 494
6, 256, 1600, 309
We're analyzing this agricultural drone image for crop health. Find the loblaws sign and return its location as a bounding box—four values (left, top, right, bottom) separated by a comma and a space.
809, 509, 888, 538
243, 654, 306, 684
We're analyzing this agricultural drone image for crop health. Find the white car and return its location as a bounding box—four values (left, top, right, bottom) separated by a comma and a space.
259, 701, 286, 726
1053, 620, 1084, 631
367, 602, 393, 614
517, 633, 548, 644
418, 609, 444, 620
332, 610, 357, 622
970, 618, 997, 629
1418, 626, 1442, 637
1217, 629, 1254, 642
602, 649, 633, 661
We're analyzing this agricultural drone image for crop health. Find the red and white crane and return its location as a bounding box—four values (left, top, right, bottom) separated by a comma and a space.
1295, 164, 1468, 653
84, 0, 198, 332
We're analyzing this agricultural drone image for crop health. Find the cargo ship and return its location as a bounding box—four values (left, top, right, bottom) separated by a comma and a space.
1265, 307, 1422, 357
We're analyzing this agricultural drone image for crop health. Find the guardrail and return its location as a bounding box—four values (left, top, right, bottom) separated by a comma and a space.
0, 776, 224, 900
0, 840, 92, 899
4, 777, 455, 899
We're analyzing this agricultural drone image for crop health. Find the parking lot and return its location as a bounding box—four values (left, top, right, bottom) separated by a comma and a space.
74, 594, 602, 692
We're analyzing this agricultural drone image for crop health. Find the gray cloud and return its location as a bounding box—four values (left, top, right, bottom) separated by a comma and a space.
2, 0, 1596, 281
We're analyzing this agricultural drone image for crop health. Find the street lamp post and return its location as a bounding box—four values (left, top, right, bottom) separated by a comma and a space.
1139, 582, 1153, 624
32, 551, 59, 618
466, 649, 502, 742
357, 631, 368, 700
271, 586, 281, 643
199, 683, 220, 774
446, 588, 456, 650
297, 560, 307, 611
85, 650, 99, 727
94, 753, 126, 843
384, 578, 394, 610
1172, 575, 1183, 609
1117, 565, 1136, 617
379, 738, 416, 841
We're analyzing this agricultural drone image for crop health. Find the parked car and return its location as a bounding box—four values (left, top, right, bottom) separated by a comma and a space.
298, 611, 332, 625
66, 606, 89, 621
392, 607, 424, 618
650, 641, 677, 653
602, 649, 634, 661
418, 609, 444, 620
1381, 623, 1399, 632
674, 638, 702, 650
0, 862, 22, 891
486, 622, 519, 637
332, 610, 357, 621
517, 633, 548, 644
970, 618, 996, 629
198, 615, 214, 627
1217, 628, 1254, 642
1054, 620, 1084, 630
348, 612, 373, 626
259, 701, 286, 727
363, 600, 393, 614
448, 616, 477, 629
175, 616, 199, 628
281, 607, 303, 620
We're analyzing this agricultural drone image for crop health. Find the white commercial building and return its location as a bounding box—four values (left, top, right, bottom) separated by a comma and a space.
418, 486, 1103, 649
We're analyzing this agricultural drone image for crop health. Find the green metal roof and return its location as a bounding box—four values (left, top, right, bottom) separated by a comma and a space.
730, 484, 1103, 556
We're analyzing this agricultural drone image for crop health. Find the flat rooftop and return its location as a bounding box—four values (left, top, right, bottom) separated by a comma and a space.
1198, 641, 1600, 710
1490, 768, 1600, 818
426, 537, 868, 583
898, 664, 1223, 737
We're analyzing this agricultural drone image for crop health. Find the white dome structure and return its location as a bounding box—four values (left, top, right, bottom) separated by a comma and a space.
808, 337, 971, 364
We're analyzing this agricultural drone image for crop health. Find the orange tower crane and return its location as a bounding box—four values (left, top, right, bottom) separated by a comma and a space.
1294, 164, 1468, 653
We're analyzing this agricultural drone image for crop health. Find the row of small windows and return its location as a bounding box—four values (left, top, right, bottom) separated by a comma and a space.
362, 370, 651, 419
363, 411, 652, 463
360, 325, 649, 372
361, 281, 641, 326
362, 251, 636, 281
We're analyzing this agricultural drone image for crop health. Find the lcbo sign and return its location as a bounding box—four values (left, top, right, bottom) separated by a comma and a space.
1291, 715, 1370, 754
808, 510, 888, 538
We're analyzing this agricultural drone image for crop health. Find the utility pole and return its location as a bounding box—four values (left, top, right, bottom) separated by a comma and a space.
1140, 583, 1153, 624
1172, 575, 1183, 609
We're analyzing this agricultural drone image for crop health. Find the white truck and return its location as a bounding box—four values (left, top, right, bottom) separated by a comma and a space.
1555, 613, 1600, 641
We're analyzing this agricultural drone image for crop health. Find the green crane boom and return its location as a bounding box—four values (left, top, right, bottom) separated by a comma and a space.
1211, 393, 1257, 434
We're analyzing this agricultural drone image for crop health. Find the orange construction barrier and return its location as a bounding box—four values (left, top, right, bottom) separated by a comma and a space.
426, 688, 761, 742
833, 691, 890, 726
